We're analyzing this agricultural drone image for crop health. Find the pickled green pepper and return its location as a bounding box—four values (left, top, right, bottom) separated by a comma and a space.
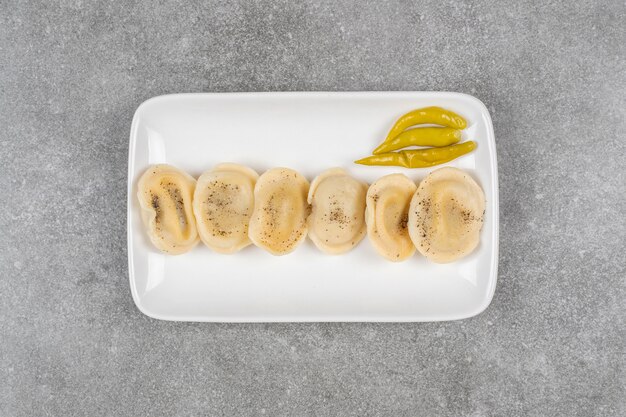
384, 106, 467, 143
373, 127, 461, 154
355, 141, 477, 168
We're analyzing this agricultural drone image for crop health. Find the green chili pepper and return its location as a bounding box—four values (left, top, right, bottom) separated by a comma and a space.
373, 127, 461, 154
385, 107, 467, 143
355, 141, 477, 168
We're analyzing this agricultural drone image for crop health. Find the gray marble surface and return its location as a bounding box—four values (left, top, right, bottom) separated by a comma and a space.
1, 1, 625, 416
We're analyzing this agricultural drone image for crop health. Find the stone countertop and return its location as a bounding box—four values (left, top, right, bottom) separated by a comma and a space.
1, 1, 624, 416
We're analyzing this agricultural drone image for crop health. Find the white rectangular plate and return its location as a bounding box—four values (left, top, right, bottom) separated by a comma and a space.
128, 92, 498, 322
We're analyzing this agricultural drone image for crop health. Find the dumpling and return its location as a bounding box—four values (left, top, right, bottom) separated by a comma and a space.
408, 167, 485, 263
136, 164, 199, 255
365, 174, 417, 261
307, 168, 368, 254
248, 167, 310, 255
193, 163, 258, 253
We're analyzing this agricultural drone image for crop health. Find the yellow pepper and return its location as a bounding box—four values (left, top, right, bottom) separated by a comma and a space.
355, 141, 477, 168
373, 127, 461, 154
384, 107, 467, 143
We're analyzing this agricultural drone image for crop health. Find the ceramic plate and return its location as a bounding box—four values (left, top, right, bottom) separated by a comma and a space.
127, 92, 498, 322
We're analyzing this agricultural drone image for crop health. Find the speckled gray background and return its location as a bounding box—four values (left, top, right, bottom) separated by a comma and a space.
1, 1, 625, 416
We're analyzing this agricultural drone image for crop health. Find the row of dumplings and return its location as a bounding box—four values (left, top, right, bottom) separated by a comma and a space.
137, 164, 485, 263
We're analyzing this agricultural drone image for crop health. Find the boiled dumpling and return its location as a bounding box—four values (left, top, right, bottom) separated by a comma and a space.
366, 174, 417, 261
248, 167, 310, 255
307, 168, 367, 254
136, 164, 199, 254
193, 163, 258, 254
408, 167, 485, 263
